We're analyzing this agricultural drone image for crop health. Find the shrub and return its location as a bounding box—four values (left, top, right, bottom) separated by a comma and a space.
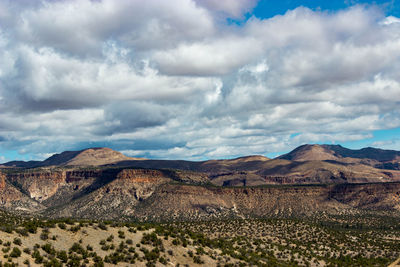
32, 250, 43, 264
118, 230, 125, 239
12, 238, 21, 246
69, 242, 86, 255
43, 258, 61, 267
69, 225, 80, 232
193, 255, 204, 264
56, 251, 68, 263
41, 243, 56, 255
16, 228, 29, 237
159, 257, 167, 264
98, 222, 107, 230
10, 247, 21, 258
40, 232, 49, 240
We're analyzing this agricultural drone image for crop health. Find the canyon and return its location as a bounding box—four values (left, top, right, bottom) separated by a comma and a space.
0, 144, 400, 220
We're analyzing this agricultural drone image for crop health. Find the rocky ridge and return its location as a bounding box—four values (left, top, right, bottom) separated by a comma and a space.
0, 145, 400, 220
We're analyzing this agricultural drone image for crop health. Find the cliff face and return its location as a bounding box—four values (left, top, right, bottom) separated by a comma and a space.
133, 183, 400, 221
6, 170, 106, 202
0, 171, 43, 211
104, 169, 171, 201
43, 180, 400, 220
116, 169, 168, 182
0, 172, 5, 189
7, 171, 65, 201
329, 183, 400, 211
43, 168, 172, 219
2, 166, 400, 221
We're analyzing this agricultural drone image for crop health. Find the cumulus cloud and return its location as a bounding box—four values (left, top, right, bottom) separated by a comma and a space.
0, 0, 400, 160
194, 0, 258, 19
153, 37, 263, 76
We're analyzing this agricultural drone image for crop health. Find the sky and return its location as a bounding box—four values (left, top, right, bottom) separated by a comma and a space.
1, 0, 400, 162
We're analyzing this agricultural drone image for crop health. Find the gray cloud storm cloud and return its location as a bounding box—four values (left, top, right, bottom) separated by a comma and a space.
0, 0, 400, 160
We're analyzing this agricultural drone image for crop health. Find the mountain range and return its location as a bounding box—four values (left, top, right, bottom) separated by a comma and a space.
1, 144, 400, 220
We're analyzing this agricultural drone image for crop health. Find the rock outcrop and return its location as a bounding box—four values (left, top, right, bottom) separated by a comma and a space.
0, 172, 5, 190
1, 144, 400, 220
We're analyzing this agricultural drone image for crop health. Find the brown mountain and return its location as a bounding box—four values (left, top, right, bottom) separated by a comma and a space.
278, 144, 340, 161
1, 144, 400, 220
1, 147, 144, 168
279, 144, 400, 165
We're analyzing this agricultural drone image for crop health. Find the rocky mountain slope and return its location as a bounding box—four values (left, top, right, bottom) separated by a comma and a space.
1, 147, 144, 168
279, 144, 400, 169
0, 145, 400, 220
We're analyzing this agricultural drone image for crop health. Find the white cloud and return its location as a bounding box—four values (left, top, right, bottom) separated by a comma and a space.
153, 37, 263, 75
381, 15, 400, 25
16, 0, 215, 56
194, 0, 258, 19
0, 1, 400, 159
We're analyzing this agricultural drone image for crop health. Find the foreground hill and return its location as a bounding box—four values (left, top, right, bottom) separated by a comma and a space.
0, 209, 398, 266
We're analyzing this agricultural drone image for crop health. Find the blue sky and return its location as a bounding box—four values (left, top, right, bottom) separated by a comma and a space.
0, 0, 400, 162
253, 0, 400, 18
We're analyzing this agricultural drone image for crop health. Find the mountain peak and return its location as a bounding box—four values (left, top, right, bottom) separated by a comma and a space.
278, 144, 339, 161
48, 147, 140, 166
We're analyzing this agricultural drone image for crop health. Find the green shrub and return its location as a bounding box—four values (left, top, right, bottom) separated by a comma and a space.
193, 255, 204, 264
40, 232, 49, 240
98, 222, 107, 230
159, 257, 167, 264
118, 230, 125, 239
69, 243, 86, 255
16, 228, 29, 236
43, 258, 61, 267
41, 243, 56, 255
12, 238, 21, 246
56, 250, 68, 263
10, 247, 21, 258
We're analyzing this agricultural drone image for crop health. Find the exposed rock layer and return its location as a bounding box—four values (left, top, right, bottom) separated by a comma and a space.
1, 144, 400, 220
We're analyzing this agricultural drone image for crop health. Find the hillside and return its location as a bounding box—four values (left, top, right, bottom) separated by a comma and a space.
0, 210, 399, 266
1, 144, 400, 221
1, 147, 144, 168
278, 144, 340, 161
279, 144, 400, 166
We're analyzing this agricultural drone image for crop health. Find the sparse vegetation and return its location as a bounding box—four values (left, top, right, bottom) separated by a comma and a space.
0, 204, 399, 266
